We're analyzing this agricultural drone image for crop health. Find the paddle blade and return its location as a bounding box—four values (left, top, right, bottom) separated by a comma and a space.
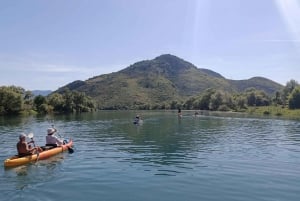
68, 147, 74, 154
27, 133, 34, 138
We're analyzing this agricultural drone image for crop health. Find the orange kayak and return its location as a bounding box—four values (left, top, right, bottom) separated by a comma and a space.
4, 140, 73, 168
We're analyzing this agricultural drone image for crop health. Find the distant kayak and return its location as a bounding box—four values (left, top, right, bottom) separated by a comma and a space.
4, 140, 73, 168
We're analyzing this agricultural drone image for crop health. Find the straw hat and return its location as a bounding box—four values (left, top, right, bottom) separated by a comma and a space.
47, 128, 56, 135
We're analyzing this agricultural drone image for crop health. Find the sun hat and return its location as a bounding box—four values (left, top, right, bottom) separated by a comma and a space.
47, 128, 56, 135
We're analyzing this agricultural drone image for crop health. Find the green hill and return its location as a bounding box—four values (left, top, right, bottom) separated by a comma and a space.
56, 54, 283, 109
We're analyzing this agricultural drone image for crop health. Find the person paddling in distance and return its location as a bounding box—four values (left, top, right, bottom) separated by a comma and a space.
134, 114, 140, 124
17, 134, 42, 157
178, 108, 182, 118
45, 128, 63, 147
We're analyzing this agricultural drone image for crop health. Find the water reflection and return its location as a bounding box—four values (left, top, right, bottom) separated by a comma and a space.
1, 111, 300, 201
0, 115, 39, 128
3, 154, 66, 193
107, 114, 228, 169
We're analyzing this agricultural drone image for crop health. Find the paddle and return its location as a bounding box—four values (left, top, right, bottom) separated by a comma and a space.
66, 144, 74, 154
51, 125, 74, 154
27, 132, 40, 162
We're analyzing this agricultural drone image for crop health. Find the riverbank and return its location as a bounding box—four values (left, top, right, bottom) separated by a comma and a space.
246, 106, 300, 120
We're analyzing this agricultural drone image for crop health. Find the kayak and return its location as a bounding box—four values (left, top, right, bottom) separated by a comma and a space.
4, 140, 73, 168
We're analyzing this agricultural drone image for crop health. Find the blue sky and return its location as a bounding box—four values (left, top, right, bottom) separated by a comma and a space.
0, 0, 299, 90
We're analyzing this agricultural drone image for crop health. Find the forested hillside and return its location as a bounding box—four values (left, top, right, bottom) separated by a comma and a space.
2, 55, 300, 115
57, 54, 283, 109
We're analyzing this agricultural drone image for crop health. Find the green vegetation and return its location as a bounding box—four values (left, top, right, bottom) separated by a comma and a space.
288, 86, 300, 109
246, 106, 300, 119
57, 54, 283, 110
0, 86, 28, 115
181, 80, 300, 117
1, 55, 299, 120
0, 86, 95, 115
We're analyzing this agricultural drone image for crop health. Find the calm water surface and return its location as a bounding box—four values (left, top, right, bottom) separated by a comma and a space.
1, 111, 300, 201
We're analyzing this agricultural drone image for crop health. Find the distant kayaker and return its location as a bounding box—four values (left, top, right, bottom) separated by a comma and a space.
17, 134, 42, 157
136, 114, 140, 120
178, 108, 182, 117
45, 128, 63, 147
134, 115, 141, 124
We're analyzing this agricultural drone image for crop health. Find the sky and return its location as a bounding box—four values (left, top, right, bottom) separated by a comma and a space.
0, 0, 299, 91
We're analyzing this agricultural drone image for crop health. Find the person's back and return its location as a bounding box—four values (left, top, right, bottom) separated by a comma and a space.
17, 134, 36, 157
45, 128, 63, 147
17, 140, 29, 156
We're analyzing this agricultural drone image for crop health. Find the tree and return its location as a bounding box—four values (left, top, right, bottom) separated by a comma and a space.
282, 80, 299, 106
34, 95, 47, 113
73, 91, 86, 112
245, 88, 256, 106
47, 90, 95, 113
23, 90, 34, 111
288, 86, 300, 109
48, 93, 64, 112
184, 97, 196, 110
209, 91, 223, 110
0, 86, 24, 115
244, 88, 270, 107
24, 90, 34, 101
233, 94, 247, 110
255, 91, 270, 106
198, 88, 215, 110
273, 91, 282, 105
170, 100, 178, 110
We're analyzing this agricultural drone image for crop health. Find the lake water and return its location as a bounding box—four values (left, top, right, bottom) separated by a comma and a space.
1, 111, 300, 201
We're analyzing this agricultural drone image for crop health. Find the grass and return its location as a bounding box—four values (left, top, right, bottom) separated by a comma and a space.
246, 106, 300, 120
19, 110, 38, 116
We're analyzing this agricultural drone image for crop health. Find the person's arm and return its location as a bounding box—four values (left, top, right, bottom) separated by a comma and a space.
26, 142, 36, 152
54, 136, 63, 145
16, 143, 20, 153
17, 142, 34, 154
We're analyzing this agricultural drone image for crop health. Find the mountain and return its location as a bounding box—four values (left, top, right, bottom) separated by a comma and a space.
56, 54, 283, 109
32, 90, 52, 96
228, 77, 282, 94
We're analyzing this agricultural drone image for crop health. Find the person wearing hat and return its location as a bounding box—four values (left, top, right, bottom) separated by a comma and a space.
45, 128, 63, 147
17, 134, 42, 157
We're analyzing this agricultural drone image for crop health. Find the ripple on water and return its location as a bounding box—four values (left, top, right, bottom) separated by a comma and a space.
2, 112, 300, 201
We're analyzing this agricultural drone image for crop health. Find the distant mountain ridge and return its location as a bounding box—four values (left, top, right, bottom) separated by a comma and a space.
32, 90, 52, 96
228, 77, 281, 94
56, 54, 283, 109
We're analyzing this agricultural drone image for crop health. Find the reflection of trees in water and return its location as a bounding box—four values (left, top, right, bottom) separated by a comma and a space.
282, 121, 300, 144
0, 115, 36, 128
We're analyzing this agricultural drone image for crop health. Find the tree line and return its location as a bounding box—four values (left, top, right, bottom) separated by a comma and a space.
176, 79, 300, 111
0, 79, 299, 115
95, 79, 300, 111
0, 86, 96, 115
131, 79, 300, 111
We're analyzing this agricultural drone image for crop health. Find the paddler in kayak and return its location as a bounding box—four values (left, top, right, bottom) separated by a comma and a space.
45, 128, 63, 147
178, 108, 182, 118
133, 114, 143, 124
17, 134, 42, 157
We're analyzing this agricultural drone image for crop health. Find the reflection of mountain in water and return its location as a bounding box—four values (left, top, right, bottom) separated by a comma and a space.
113, 113, 227, 168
